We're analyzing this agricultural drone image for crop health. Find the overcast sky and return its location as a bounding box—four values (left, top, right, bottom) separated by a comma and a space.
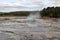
0, 0, 60, 12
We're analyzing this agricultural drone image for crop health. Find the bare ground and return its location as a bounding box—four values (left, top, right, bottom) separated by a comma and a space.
0, 17, 60, 40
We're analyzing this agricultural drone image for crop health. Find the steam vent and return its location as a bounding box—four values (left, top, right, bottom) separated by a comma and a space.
26, 11, 40, 22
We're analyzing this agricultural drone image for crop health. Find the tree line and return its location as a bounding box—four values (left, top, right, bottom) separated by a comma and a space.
0, 11, 30, 16
0, 7, 60, 18
40, 7, 60, 18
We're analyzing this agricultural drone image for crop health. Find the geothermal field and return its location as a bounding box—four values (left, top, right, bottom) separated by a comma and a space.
0, 16, 60, 40
0, 0, 60, 40
0, 12, 59, 40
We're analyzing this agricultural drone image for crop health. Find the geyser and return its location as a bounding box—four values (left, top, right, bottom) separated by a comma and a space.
26, 11, 40, 22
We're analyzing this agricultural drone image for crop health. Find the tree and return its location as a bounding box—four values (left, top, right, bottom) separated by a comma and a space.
40, 7, 60, 18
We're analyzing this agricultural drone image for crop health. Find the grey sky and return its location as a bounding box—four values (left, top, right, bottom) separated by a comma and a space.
0, 0, 60, 12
